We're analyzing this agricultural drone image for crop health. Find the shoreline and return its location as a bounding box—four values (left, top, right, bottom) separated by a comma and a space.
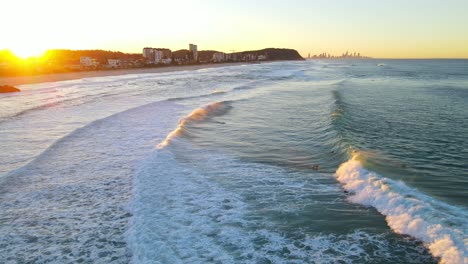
0, 63, 246, 86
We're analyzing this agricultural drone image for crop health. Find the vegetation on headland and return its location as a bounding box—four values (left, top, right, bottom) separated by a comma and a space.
0, 48, 303, 78
239, 48, 304, 61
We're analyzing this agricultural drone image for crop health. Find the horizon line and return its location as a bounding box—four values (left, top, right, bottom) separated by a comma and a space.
2, 47, 468, 60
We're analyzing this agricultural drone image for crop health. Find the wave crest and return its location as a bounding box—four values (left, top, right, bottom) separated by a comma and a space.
157, 101, 230, 149
336, 153, 467, 264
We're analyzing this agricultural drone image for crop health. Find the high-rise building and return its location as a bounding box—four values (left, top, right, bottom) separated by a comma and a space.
143, 47, 172, 63
154, 50, 163, 63
143, 48, 154, 59
157, 48, 172, 59
189, 44, 198, 61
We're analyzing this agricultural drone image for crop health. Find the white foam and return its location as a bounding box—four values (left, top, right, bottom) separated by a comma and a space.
0, 100, 184, 263
128, 142, 435, 263
336, 155, 468, 264
157, 101, 231, 149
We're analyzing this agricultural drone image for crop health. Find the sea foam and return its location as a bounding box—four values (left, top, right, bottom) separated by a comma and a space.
336, 154, 468, 264
129, 147, 432, 263
157, 101, 231, 149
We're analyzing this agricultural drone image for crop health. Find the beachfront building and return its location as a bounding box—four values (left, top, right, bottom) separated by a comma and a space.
189, 44, 198, 61
225, 53, 233, 62
161, 58, 172, 64
80, 56, 98, 69
154, 50, 162, 63
258, 55, 267, 61
142, 48, 153, 59
158, 49, 172, 60
142, 47, 155, 63
212, 52, 225, 62
107, 59, 121, 68
245, 54, 257, 61
142, 47, 172, 64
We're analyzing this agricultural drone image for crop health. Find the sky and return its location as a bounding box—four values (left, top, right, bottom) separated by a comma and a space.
2, 0, 468, 58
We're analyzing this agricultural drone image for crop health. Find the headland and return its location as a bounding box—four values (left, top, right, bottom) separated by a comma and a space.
0, 47, 303, 86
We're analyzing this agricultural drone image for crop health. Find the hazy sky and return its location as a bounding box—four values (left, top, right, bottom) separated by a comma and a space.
3, 0, 468, 58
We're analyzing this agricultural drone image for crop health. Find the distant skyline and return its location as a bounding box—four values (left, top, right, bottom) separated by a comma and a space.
2, 0, 468, 59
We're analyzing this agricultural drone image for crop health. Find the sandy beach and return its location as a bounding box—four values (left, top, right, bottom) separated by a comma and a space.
0, 63, 244, 86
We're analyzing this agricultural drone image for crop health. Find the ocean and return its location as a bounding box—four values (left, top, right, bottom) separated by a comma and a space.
0, 60, 466, 263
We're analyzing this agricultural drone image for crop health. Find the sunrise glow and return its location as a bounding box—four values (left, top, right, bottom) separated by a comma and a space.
1, 0, 468, 58
9, 47, 45, 60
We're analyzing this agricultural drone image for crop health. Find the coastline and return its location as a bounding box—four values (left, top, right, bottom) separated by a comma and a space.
0, 63, 246, 86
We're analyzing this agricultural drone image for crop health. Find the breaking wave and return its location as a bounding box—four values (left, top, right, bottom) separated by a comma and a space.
129, 148, 434, 263
157, 101, 231, 149
335, 153, 468, 264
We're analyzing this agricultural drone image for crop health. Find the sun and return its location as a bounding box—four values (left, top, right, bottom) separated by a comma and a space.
9, 45, 46, 59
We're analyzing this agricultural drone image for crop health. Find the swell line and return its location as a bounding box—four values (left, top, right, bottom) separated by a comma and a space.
157, 101, 232, 149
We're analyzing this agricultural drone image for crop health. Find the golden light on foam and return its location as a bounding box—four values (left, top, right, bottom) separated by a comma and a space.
349, 149, 362, 162
157, 102, 226, 149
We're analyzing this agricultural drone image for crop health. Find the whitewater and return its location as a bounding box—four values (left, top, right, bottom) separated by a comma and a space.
0, 60, 467, 263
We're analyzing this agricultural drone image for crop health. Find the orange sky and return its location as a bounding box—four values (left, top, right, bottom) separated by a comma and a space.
2, 0, 468, 58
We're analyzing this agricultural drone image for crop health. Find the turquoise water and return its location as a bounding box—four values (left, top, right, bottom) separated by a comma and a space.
0, 60, 466, 263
